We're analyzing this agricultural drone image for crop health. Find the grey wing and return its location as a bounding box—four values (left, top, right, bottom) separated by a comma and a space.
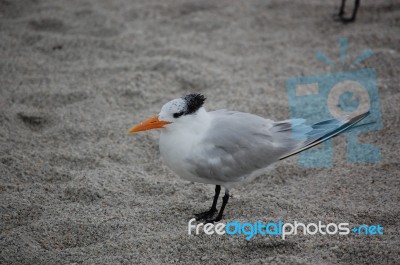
186, 110, 308, 184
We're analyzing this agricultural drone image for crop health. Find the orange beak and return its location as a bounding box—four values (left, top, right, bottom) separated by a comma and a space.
128, 115, 172, 134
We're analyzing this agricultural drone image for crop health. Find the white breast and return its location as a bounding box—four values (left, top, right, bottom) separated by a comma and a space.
159, 109, 211, 183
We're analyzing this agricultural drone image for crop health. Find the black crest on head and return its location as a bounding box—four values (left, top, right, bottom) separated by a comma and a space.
182, 94, 206, 115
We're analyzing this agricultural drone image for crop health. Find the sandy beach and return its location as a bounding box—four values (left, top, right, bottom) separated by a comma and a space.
1, 0, 399, 264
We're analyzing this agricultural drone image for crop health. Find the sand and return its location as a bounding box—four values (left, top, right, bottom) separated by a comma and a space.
1, 0, 399, 264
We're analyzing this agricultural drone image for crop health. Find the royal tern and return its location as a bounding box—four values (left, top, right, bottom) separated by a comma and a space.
129, 94, 369, 222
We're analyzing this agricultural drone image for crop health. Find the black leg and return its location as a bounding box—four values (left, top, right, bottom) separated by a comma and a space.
334, 0, 360, 23
207, 189, 229, 223
339, 0, 346, 16
194, 185, 220, 220
350, 0, 360, 21
333, 0, 346, 21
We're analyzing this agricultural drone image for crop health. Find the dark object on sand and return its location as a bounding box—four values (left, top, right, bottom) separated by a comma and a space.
334, 0, 360, 23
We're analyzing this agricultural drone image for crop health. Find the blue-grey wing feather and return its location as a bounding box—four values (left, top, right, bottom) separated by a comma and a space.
186, 110, 369, 184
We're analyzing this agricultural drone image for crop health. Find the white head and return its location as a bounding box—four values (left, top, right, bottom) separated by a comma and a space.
129, 94, 206, 133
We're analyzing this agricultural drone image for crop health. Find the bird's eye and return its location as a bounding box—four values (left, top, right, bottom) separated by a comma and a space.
173, 111, 184, 118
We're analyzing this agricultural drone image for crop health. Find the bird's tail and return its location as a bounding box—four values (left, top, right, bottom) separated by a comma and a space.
279, 111, 370, 160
